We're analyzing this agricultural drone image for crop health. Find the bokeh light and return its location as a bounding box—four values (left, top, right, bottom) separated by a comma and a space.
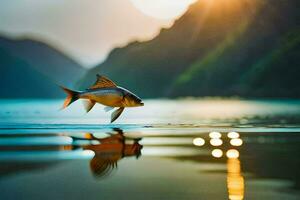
193, 137, 205, 146
210, 138, 223, 146
228, 132, 240, 139
230, 138, 243, 146
226, 149, 239, 158
212, 149, 223, 158
209, 132, 222, 139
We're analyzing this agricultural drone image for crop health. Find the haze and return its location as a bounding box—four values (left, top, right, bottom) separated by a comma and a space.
0, 0, 192, 67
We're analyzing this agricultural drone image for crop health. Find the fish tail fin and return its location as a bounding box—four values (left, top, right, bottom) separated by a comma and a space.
60, 86, 80, 109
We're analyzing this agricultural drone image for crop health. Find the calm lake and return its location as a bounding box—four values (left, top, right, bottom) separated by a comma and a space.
0, 99, 300, 200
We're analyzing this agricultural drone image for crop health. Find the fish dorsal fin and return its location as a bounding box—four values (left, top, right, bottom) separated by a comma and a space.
89, 74, 117, 89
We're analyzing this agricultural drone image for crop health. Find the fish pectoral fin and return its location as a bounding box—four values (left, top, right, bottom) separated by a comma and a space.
89, 74, 117, 89
111, 107, 125, 123
104, 106, 114, 112
83, 100, 96, 113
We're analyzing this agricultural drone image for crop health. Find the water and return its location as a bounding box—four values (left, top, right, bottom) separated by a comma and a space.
0, 99, 300, 200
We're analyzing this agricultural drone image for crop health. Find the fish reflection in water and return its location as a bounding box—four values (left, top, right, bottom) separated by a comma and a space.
0, 128, 143, 180
2, 128, 300, 199
71, 128, 143, 178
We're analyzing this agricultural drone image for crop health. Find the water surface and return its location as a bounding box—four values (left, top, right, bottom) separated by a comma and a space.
0, 99, 300, 200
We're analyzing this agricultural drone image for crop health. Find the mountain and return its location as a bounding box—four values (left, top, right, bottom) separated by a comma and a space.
0, 36, 86, 98
81, 0, 300, 98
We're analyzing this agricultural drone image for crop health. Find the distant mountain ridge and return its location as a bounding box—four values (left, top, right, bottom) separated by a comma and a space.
0, 35, 86, 98
81, 0, 300, 98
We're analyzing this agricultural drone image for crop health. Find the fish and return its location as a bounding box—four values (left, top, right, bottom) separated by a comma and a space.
61, 74, 144, 123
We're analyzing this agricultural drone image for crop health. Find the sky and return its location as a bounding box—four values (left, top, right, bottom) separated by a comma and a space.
0, 0, 195, 68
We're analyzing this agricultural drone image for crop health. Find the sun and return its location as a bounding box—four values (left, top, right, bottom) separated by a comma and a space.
130, 0, 197, 20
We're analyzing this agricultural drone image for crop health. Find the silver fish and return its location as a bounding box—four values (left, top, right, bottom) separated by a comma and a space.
61, 74, 144, 122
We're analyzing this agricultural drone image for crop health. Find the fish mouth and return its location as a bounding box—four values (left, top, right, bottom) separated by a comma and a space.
140, 102, 144, 106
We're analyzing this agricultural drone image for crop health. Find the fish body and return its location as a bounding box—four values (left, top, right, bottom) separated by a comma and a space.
61, 75, 143, 122
80, 87, 142, 107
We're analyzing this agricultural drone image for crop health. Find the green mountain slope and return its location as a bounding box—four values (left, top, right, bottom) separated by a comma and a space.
0, 49, 62, 98
0, 36, 86, 98
81, 0, 300, 98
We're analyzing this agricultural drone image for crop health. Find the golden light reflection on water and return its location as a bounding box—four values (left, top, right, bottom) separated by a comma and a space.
207, 132, 244, 200
227, 157, 244, 200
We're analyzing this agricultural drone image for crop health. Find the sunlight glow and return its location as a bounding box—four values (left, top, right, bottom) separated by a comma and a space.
193, 137, 205, 146
212, 149, 223, 158
226, 149, 239, 158
210, 138, 223, 146
228, 132, 240, 139
209, 131, 222, 139
230, 138, 243, 146
130, 0, 197, 19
